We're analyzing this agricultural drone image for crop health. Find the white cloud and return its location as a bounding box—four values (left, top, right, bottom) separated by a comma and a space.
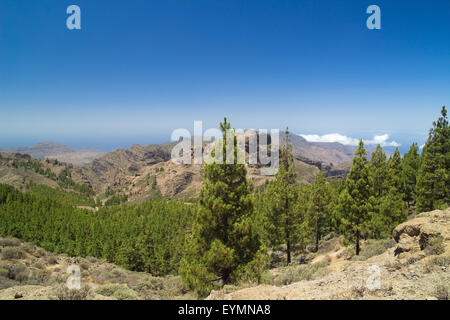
299, 133, 360, 146
299, 133, 400, 147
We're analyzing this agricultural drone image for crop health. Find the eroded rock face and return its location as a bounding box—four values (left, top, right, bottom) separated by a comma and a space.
394, 233, 420, 256
393, 209, 449, 256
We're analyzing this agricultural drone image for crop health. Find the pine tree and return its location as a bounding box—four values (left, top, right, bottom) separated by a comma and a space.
367, 145, 388, 197
338, 139, 371, 255
328, 178, 345, 234
401, 143, 421, 205
387, 148, 403, 196
308, 171, 329, 252
366, 145, 388, 238
264, 127, 303, 265
366, 146, 407, 238
179, 118, 268, 296
416, 106, 450, 212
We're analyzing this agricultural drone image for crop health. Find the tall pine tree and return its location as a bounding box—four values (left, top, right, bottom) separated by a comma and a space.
387, 148, 403, 196
179, 118, 268, 296
307, 171, 329, 252
264, 128, 303, 265
416, 106, 450, 212
401, 143, 421, 206
366, 146, 407, 238
367, 145, 388, 197
338, 139, 371, 255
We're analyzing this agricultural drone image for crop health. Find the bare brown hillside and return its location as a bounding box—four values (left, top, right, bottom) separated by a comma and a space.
75, 132, 350, 201
0, 133, 354, 202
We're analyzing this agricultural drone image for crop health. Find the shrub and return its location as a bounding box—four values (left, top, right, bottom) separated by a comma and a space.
131, 277, 163, 295
95, 283, 126, 297
95, 283, 139, 300
7, 264, 29, 282
259, 270, 274, 285
22, 243, 37, 254
52, 284, 91, 300
424, 236, 445, 256
424, 255, 450, 273
52, 273, 68, 284
0, 276, 17, 290
0, 268, 9, 278
434, 283, 449, 300
2, 247, 25, 260
80, 262, 89, 271
158, 276, 187, 298
112, 286, 139, 300
32, 248, 47, 258
0, 237, 21, 247
29, 269, 51, 284
351, 239, 396, 261
45, 255, 58, 265
432, 255, 450, 268
317, 234, 341, 254
87, 256, 98, 263
276, 259, 330, 286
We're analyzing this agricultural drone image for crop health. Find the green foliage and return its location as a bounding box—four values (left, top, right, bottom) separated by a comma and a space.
416, 106, 450, 212
263, 128, 306, 264
350, 239, 396, 261
337, 140, 371, 255
424, 236, 445, 256
0, 111, 447, 296
307, 171, 330, 252
0, 184, 195, 276
366, 146, 407, 239
52, 284, 92, 300
387, 148, 403, 195
95, 283, 139, 300
104, 194, 128, 206
27, 183, 95, 207
11, 158, 56, 180
179, 118, 268, 297
0, 237, 21, 247
401, 143, 421, 204
367, 145, 388, 198
2, 247, 25, 260
276, 259, 331, 286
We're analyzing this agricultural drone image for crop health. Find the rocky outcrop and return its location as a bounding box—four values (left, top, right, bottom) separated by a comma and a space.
393, 209, 449, 256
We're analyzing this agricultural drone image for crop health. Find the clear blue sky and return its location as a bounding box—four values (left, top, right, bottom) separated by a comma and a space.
1, 0, 449, 152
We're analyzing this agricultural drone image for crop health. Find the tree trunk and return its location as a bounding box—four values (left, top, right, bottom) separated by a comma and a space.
355, 230, 360, 255
286, 206, 291, 265
222, 269, 231, 284
285, 189, 291, 265
315, 217, 320, 252
286, 238, 291, 265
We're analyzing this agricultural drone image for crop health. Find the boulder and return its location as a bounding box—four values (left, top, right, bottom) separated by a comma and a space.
393, 208, 450, 256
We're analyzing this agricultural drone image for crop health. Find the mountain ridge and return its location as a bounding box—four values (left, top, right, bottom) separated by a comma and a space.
0, 143, 105, 166
0, 133, 386, 201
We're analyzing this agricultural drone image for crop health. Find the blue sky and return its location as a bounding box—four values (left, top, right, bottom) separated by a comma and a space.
1, 0, 449, 152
